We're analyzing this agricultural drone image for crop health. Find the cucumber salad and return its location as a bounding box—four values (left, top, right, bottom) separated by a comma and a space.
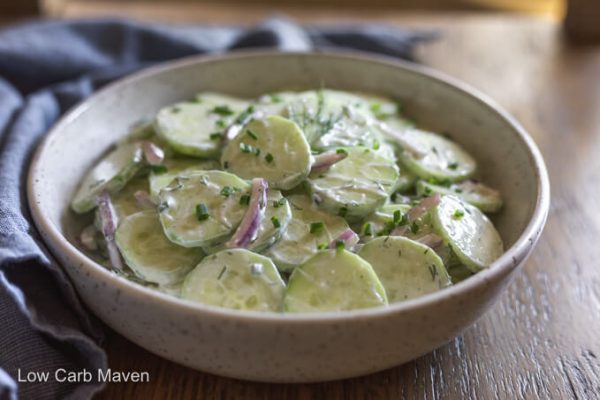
72, 89, 504, 313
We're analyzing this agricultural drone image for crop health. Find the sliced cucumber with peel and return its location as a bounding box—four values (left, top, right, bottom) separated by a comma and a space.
359, 236, 451, 302
115, 210, 204, 286
158, 171, 250, 248
397, 129, 477, 182
149, 158, 220, 199
265, 195, 349, 273
431, 195, 504, 271
416, 180, 503, 213
71, 142, 144, 213
203, 189, 292, 254
284, 249, 388, 312
155, 93, 248, 157
358, 203, 411, 241
221, 116, 312, 190
181, 249, 285, 312
309, 146, 399, 221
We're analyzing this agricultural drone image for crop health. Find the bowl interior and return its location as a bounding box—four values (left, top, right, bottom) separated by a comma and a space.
33, 51, 540, 284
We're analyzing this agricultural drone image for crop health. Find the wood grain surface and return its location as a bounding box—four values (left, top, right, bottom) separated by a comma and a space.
66, 9, 598, 400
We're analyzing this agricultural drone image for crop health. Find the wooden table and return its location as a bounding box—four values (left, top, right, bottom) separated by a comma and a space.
78, 8, 600, 399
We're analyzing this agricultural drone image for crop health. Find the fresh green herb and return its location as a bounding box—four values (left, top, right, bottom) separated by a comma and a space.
317, 243, 328, 250
373, 140, 380, 150
363, 223, 372, 236
150, 165, 168, 174
220, 186, 234, 197
215, 119, 227, 128
240, 143, 253, 153
246, 129, 258, 140
335, 240, 345, 251
218, 266, 227, 280
455, 188, 463, 194
393, 210, 402, 225
336, 148, 348, 155
211, 105, 234, 116
452, 209, 465, 220
424, 186, 432, 195
239, 195, 250, 205
428, 264, 438, 281
410, 222, 419, 234
310, 222, 325, 234
265, 153, 274, 163
428, 177, 452, 187
223, 161, 229, 169
195, 203, 209, 221
210, 132, 223, 140
338, 207, 348, 217
234, 105, 255, 125
271, 216, 281, 228
270, 94, 282, 103
448, 162, 459, 170
273, 198, 287, 208
254, 147, 261, 157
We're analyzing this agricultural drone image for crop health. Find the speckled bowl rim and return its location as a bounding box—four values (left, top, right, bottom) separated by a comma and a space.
27, 50, 550, 323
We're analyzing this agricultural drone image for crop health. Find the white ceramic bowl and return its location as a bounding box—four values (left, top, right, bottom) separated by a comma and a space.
27, 51, 549, 382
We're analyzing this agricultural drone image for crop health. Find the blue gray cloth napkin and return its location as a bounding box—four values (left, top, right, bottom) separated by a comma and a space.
0, 17, 433, 399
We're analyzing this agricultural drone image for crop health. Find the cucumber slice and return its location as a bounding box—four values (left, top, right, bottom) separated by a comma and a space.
158, 171, 250, 248
115, 210, 204, 286
358, 203, 411, 241
203, 189, 292, 254
397, 129, 476, 182
416, 180, 503, 213
181, 249, 285, 312
431, 195, 504, 271
220, 116, 312, 190
359, 236, 451, 303
265, 195, 349, 273
284, 249, 388, 313
149, 158, 220, 199
71, 142, 144, 213
155, 93, 248, 157
308, 146, 399, 221
256, 91, 299, 116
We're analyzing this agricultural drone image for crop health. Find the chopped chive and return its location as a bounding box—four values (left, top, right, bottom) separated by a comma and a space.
234, 105, 255, 125
220, 186, 234, 197
363, 223, 372, 236
338, 207, 348, 217
215, 119, 227, 128
195, 203, 209, 221
336, 148, 348, 155
217, 266, 227, 280
265, 153, 274, 163
239, 194, 250, 205
150, 165, 168, 174
309, 222, 324, 234
455, 188, 463, 193
240, 143, 253, 153
246, 129, 258, 140
270, 94, 282, 103
210, 132, 223, 140
373, 140, 380, 150
211, 105, 234, 116
254, 147, 261, 157
271, 216, 281, 228
223, 161, 229, 169
452, 209, 465, 220
335, 240, 345, 251
273, 198, 287, 208
410, 222, 419, 234
317, 243, 328, 250
448, 162, 459, 170
424, 186, 432, 195
393, 210, 401, 225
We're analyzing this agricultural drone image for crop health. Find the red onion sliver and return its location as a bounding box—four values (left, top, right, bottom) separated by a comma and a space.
134, 190, 157, 209
226, 178, 268, 249
416, 233, 444, 249
141, 141, 165, 166
392, 193, 441, 236
96, 191, 124, 271
378, 123, 427, 159
310, 151, 348, 174
80, 225, 98, 251
329, 228, 360, 250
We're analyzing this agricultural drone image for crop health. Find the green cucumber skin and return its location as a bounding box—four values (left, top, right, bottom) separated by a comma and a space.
71, 142, 144, 214
116, 210, 204, 286
359, 236, 451, 303
181, 249, 285, 312
431, 195, 504, 272
284, 249, 388, 313
309, 146, 399, 222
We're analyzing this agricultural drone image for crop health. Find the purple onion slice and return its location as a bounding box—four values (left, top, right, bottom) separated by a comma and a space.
329, 228, 360, 250
310, 151, 348, 174
141, 141, 165, 166
392, 193, 441, 236
416, 233, 444, 249
96, 191, 124, 271
226, 178, 268, 249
